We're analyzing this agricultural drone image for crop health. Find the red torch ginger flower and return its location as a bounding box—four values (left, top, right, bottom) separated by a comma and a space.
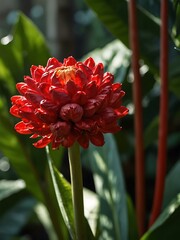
10, 56, 128, 149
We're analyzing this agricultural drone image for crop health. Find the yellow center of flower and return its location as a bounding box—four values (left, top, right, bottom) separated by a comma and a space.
55, 66, 77, 84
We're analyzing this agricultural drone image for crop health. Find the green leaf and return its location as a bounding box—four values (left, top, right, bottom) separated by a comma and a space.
46, 147, 95, 240
0, 196, 36, 240
126, 196, 138, 240
0, 11, 55, 201
85, 0, 159, 72
163, 161, 180, 209
12, 13, 50, 70
169, 77, 180, 98
141, 193, 180, 240
0, 180, 25, 201
83, 134, 128, 240
34, 203, 58, 240
85, 0, 180, 98
0, 13, 67, 239
144, 117, 158, 148
0, 182, 47, 240
46, 147, 76, 239
0, 110, 44, 201
83, 188, 99, 237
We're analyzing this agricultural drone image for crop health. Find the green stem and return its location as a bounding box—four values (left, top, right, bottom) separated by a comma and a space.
68, 142, 86, 240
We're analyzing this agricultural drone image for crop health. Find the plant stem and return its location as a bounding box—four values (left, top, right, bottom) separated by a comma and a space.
128, 0, 145, 235
149, 0, 168, 226
68, 142, 86, 240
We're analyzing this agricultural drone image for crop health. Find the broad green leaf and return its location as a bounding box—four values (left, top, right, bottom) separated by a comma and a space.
85, 0, 180, 96
83, 188, 99, 236
46, 146, 76, 239
0, 108, 44, 201
0, 179, 35, 240
144, 117, 158, 148
0, 180, 25, 201
0, 13, 50, 86
85, 0, 159, 72
126, 196, 138, 240
163, 161, 180, 209
0, 197, 36, 239
83, 134, 128, 240
0, 13, 66, 239
141, 193, 180, 240
0, 11, 57, 201
169, 77, 180, 98
12, 13, 50, 71
83, 40, 131, 81
46, 147, 95, 240
34, 203, 58, 240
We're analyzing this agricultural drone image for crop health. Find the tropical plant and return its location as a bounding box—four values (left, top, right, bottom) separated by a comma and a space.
0, 0, 180, 239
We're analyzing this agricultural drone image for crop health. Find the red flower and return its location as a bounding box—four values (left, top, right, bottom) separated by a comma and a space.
10, 56, 128, 149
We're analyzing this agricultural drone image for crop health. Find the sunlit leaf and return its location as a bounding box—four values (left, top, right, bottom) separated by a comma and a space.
141, 193, 180, 240
126, 196, 138, 240
163, 161, 180, 209
0, 180, 25, 201
83, 134, 128, 240
0, 197, 36, 239
46, 146, 76, 239
46, 147, 95, 240
34, 203, 58, 240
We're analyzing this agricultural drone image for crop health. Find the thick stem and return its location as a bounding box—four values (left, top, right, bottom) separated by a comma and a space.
149, 0, 168, 226
68, 142, 86, 240
128, 0, 145, 235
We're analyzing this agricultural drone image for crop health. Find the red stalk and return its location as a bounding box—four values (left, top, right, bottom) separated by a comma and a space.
149, 0, 168, 226
128, 0, 145, 235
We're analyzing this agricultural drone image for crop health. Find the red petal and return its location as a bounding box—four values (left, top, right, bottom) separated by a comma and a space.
112, 83, 122, 92
101, 123, 122, 133
33, 136, 52, 148
50, 88, 70, 106
40, 100, 59, 112
16, 82, 28, 95
11, 95, 27, 105
38, 82, 51, 98
83, 99, 101, 117
93, 63, 104, 75
61, 134, 76, 148
77, 134, 89, 149
89, 132, 104, 146
30, 134, 39, 138
76, 119, 96, 131
76, 63, 92, 81
85, 81, 98, 98
115, 106, 129, 118
64, 56, 77, 66
103, 72, 114, 83
35, 108, 57, 123
15, 121, 32, 134
50, 121, 71, 136
66, 80, 78, 96
83, 57, 95, 69
45, 58, 62, 71
24, 76, 37, 90
10, 105, 20, 118
60, 103, 83, 122
72, 91, 87, 105
25, 92, 43, 106
30, 66, 44, 81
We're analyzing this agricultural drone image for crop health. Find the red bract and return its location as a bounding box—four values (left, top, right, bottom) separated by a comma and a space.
10, 56, 128, 149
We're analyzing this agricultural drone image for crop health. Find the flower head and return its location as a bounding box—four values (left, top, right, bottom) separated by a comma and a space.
10, 56, 128, 149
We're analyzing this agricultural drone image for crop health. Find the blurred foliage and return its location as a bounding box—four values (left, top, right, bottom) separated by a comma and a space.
0, 0, 180, 239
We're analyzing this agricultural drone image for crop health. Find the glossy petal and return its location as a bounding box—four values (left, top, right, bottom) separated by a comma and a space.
10, 56, 128, 149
